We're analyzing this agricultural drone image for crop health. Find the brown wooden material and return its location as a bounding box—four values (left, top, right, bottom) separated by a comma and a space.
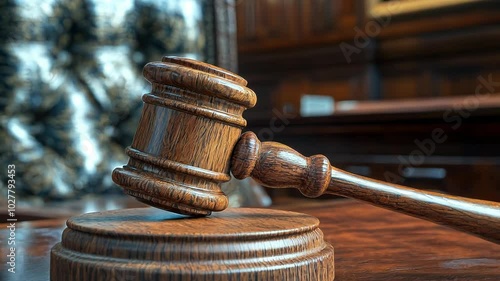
50, 207, 334, 281
112, 56, 256, 216
246, 93, 500, 202
232, 131, 500, 243
112, 57, 498, 244
3, 199, 500, 281
236, 0, 500, 202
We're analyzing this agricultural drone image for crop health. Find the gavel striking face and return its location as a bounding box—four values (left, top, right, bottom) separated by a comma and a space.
112, 56, 256, 216
113, 57, 500, 243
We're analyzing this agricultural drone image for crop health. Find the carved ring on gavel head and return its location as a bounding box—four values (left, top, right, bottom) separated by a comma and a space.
112, 56, 257, 216
113, 57, 500, 243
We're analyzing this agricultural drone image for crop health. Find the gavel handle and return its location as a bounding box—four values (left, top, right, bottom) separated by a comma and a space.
231, 132, 500, 243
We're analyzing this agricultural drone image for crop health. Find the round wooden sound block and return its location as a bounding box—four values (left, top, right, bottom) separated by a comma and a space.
50, 207, 335, 280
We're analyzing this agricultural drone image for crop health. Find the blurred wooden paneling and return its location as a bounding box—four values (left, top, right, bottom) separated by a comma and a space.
379, 53, 500, 99
236, 0, 500, 201
236, 0, 300, 51
246, 95, 500, 201
237, 0, 362, 52
300, 0, 358, 40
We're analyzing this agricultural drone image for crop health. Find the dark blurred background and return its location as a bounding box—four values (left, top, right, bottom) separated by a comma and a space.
236, 0, 500, 202
0, 0, 499, 214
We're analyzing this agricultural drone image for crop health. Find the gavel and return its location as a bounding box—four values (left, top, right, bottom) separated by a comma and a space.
112, 56, 499, 243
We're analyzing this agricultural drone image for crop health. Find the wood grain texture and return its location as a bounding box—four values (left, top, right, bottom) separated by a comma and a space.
284, 200, 500, 281
245, 92, 500, 202
231, 131, 500, 243
50, 208, 334, 281
2, 199, 499, 281
111, 57, 498, 244
112, 56, 256, 216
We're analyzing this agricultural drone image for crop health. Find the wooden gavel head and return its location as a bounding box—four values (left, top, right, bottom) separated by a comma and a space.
112, 57, 499, 244
112, 56, 256, 216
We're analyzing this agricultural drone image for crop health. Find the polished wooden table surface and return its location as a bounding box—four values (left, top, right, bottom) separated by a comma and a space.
1, 199, 499, 281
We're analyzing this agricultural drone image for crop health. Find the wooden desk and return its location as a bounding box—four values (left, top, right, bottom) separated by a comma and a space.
1, 199, 499, 280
